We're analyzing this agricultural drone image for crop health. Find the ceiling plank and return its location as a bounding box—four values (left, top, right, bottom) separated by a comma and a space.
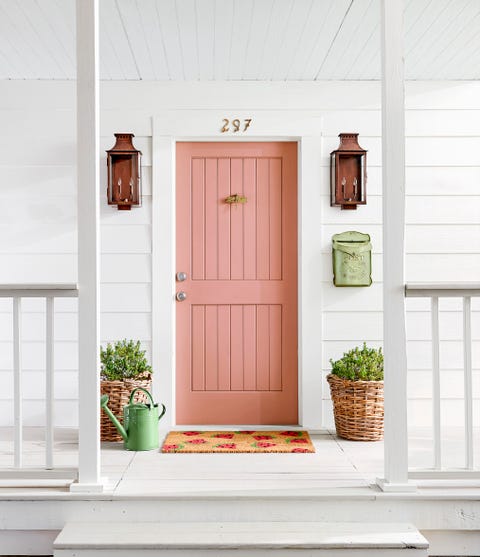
257, 0, 297, 80
0, 46, 21, 79
317, 0, 375, 80
286, 0, 334, 80
328, 0, 378, 80
0, 1, 60, 78
213, 0, 235, 80
419, 1, 480, 80
155, 0, 184, 80
442, 21, 480, 80
359, 45, 380, 80
99, 0, 140, 79
300, 0, 352, 80
242, 0, 274, 80
344, 19, 379, 79
0, 5, 30, 79
49, 0, 76, 74
18, 0, 74, 78
135, 0, 170, 80
116, 0, 157, 80
270, 0, 314, 80
404, 0, 454, 77
176, 0, 199, 80
99, 9, 120, 79
196, 0, 215, 80
228, 0, 254, 80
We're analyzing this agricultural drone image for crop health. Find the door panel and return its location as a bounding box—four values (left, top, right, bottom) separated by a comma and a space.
176, 142, 298, 424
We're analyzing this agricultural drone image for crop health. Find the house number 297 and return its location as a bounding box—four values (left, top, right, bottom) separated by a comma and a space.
221, 118, 252, 133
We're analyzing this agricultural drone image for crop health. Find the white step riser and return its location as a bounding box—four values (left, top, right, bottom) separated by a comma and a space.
55, 550, 427, 557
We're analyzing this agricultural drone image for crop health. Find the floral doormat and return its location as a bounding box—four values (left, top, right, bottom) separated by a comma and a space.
161, 430, 315, 453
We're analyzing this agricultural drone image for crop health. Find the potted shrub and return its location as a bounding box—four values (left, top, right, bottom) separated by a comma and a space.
327, 343, 384, 441
100, 339, 152, 442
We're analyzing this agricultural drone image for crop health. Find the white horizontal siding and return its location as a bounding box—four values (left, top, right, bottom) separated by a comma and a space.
102, 254, 151, 283
2, 80, 480, 110
0, 370, 78, 400
406, 399, 480, 430
0, 80, 479, 431
0, 341, 78, 371
322, 224, 480, 254
323, 311, 480, 342
322, 339, 480, 371
317, 84, 480, 430
0, 87, 153, 426
407, 370, 480, 400
0, 401, 78, 427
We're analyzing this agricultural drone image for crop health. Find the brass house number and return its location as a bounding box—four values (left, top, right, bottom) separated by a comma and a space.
221, 118, 252, 133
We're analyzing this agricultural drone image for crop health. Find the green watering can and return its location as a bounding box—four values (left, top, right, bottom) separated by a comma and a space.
100, 387, 166, 451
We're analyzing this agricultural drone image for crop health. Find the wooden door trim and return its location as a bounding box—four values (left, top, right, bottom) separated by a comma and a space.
152, 111, 325, 430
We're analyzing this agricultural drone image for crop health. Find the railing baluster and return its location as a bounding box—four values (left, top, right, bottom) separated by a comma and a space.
463, 296, 473, 470
13, 297, 22, 468
0, 285, 77, 484
406, 284, 479, 480
431, 296, 441, 470
45, 296, 54, 470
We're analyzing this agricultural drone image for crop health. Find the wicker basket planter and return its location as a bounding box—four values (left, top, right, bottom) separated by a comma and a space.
327, 373, 384, 441
100, 374, 152, 442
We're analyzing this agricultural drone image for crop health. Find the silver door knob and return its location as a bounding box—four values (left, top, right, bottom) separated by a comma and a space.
176, 291, 187, 302
176, 272, 188, 282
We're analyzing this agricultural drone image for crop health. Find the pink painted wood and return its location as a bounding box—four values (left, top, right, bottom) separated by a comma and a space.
176, 142, 298, 424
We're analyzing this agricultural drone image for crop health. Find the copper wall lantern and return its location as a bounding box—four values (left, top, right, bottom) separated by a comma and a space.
330, 133, 367, 210
106, 133, 142, 210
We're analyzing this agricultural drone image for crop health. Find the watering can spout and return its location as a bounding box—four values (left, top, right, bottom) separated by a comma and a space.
100, 394, 128, 443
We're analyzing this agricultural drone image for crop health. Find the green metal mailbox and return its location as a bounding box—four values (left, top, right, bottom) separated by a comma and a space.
332, 231, 372, 287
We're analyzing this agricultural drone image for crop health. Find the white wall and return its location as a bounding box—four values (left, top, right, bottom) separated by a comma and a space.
0, 80, 479, 429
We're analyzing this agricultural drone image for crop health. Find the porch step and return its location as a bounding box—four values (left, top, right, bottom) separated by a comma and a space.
54, 521, 429, 556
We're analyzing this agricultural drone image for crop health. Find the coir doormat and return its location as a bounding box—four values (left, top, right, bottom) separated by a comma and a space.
161, 431, 315, 453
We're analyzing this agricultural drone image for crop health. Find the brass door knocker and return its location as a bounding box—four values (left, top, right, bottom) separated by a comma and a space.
225, 193, 247, 205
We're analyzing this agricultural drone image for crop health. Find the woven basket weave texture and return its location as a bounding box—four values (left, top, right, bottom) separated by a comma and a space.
100, 375, 152, 442
327, 373, 384, 441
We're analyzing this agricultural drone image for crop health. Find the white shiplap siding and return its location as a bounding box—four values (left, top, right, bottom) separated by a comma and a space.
320, 96, 480, 426
0, 95, 153, 426
0, 80, 478, 429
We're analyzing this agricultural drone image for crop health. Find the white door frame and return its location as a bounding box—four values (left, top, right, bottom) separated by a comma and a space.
152, 110, 324, 429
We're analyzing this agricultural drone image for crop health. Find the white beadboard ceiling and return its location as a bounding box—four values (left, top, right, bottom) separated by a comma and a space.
0, 0, 479, 81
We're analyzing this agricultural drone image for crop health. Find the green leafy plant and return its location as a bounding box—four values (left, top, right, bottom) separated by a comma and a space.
100, 339, 152, 381
329, 343, 383, 381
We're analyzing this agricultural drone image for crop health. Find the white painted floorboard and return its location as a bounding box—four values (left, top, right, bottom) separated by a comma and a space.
53, 521, 429, 557
1, 428, 480, 497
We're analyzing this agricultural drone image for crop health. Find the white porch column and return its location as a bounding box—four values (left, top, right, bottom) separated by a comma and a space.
71, 0, 102, 492
377, 0, 413, 492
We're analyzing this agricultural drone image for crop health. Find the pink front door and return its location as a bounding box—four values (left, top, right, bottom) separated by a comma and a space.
176, 142, 298, 424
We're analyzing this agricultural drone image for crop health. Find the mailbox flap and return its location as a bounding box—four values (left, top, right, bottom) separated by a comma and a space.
333, 241, 371, 256
332, 231, 371, 255
332, 231, 370, 244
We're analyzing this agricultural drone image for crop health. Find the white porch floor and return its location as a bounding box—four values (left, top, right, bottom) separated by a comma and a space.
1, 427, 479, 557
0, 428, 479, 497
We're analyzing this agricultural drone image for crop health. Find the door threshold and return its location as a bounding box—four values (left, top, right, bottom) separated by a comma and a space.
164, 426, 329, 434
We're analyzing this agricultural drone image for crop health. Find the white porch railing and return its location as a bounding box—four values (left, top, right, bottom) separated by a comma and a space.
0, 285, 79, 483
406, 283, 480, 479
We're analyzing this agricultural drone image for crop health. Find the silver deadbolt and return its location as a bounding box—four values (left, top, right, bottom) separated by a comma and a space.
176, 291, 187, 302
176, 272, 188, 282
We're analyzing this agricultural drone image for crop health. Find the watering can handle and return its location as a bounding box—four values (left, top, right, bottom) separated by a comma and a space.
129, 387, 155, 406
158, 403, 166, 420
